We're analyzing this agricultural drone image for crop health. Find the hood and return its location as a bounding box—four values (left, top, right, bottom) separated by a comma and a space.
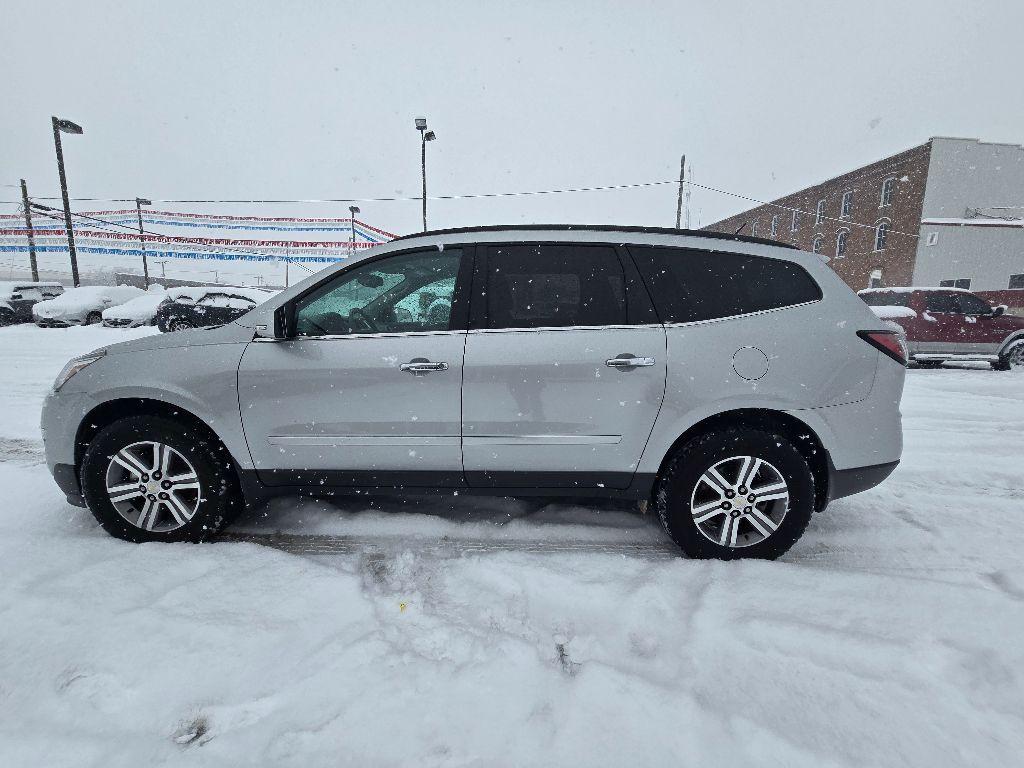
103, 321, 255, 355
32, 299, 68, 319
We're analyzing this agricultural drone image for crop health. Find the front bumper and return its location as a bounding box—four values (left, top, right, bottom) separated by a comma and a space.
35, 317, 78, 328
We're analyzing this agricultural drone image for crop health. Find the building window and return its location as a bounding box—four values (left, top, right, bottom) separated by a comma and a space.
790, 210, 800, 232
939, 278, 972, 290
868, 269, 883, 289
815, 199, 825, 225
926, 232, 939, 246
812, 235, 824, 254
874, 219, 890, 251
1010, 274, 1024, 289
770, 215, 779, 237
835, 229, 849, 258
841, 191, 853, 218
751, 220, 758, 237
880, 177, 895, 207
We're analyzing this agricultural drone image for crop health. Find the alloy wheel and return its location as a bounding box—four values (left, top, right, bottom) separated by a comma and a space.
690, 455, 790, 548
104, 441, 202, 532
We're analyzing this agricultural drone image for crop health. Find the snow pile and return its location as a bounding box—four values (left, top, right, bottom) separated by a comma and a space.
0, 325, 1023, 766
32, 285, 145, 321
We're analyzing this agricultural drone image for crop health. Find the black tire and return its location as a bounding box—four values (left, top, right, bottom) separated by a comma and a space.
653, 428, 815, 560
170, 318, 193, 332
80, 415, 240, 542
85, 311, 102, 325
992, 341, 1024, 371
0, 309, 15, 327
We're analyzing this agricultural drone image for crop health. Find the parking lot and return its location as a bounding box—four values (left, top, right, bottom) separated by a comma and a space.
1, 322, 1022, 766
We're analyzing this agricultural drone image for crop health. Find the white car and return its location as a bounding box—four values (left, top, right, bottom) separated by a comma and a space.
33, 285, 146, 327
102, 288, 168, 328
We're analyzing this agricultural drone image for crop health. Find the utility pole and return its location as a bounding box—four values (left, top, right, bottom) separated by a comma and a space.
135, 197, 152, 288
51, 116, 84, 287
19, 179, 39, 282
675, 154, 686, 229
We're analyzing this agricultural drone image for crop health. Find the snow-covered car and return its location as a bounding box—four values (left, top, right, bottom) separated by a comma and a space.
33, 285, 146, 327
155, 286, 279, 332
0, 281, 65, 325
101, 288, 168, 328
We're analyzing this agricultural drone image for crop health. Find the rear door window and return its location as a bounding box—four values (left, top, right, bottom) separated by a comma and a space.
483, 244, 626, 329
860, 291, 911, 307
628, 246, 822, 323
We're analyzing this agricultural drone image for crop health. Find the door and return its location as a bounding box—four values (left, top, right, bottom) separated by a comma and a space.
238, 248, 469, 487
919, 291, 1001, 354
461, 243, 666, 489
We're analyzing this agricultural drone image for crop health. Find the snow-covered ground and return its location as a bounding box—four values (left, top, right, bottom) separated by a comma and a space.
1, 324, 1022, 767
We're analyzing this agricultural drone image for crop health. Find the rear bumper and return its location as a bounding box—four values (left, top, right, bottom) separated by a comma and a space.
827, 459, 899, 505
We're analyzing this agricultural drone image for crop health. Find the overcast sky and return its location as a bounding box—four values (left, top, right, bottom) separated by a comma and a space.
2, 0, 1023, 236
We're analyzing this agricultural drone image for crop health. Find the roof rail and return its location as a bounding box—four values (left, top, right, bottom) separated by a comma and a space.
391, 224, 799, 249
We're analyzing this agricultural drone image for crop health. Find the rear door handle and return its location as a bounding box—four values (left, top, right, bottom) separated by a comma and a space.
605, 356, 656, 368
400, 360, 449, 374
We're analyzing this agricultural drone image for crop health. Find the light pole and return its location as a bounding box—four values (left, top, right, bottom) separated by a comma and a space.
415, 117, 436, 232
51, 116, 84, 287
135, 197, 152, 288
348, 205, 360, 254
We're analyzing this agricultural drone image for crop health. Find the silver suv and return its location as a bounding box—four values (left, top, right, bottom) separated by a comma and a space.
41, 226, 906, 559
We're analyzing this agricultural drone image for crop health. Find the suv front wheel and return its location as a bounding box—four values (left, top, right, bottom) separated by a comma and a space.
993, 340, 1024, 371
80, 415, 239, 542
654, 428, 815, 560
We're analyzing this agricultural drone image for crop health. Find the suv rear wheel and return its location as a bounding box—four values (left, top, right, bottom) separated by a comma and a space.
654, 428, 815, 560
80, 415, 239, 542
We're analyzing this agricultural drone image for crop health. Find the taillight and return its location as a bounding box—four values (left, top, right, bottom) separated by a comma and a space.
858, 330, 907, 366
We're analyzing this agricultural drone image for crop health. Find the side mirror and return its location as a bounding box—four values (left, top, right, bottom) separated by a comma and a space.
992, 305, 1006, 317
273, 301, 297, 339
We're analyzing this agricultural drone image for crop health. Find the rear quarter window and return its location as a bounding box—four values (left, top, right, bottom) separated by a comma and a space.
628, 246, 822, 323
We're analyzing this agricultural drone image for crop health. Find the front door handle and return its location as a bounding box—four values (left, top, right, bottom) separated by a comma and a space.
605, 356, 656, 368
400, 360, 449, 374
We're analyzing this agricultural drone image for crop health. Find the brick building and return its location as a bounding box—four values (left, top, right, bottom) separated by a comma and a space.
704, 138, 1024, 304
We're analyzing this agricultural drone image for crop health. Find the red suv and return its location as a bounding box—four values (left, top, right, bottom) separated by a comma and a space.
859, 288, 1024, 370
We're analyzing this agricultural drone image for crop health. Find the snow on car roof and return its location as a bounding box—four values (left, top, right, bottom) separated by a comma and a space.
166, 286, 278, 303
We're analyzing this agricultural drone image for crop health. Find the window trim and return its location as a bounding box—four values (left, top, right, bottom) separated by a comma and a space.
790, 209, 800, 232
770, 214, 779, 238
873, 218, 891, 252
840, 190, 853, 218
811, 234, 824, 254
880, 177, 896, 208
835, 228, 849, 259
815, 199, 826, 226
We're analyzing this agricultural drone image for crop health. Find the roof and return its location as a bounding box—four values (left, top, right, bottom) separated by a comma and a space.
391, 224, 798, 250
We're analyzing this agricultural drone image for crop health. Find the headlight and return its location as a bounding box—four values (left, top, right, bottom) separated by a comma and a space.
53, 351, 106, 391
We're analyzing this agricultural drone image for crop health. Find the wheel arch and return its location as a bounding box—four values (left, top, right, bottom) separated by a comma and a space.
997, 330, 1024, 357
654, 408, 831, 511
74, 398, 244, 491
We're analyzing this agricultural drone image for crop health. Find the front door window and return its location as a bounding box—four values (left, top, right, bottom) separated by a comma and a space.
296, 251, 461, 336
